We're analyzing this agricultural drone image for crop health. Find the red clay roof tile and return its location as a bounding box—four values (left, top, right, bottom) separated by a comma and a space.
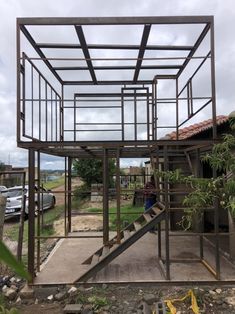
165, 115, 229, 140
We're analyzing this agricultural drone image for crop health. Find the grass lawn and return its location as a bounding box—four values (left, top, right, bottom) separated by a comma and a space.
43, 176, 65, 190
87, 203, 143, 231
4, 205, 64, 243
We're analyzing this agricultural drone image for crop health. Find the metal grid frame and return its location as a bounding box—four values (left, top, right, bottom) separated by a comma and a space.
15, 16, 224, 284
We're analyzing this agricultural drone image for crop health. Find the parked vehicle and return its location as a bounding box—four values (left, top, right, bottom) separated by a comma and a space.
0, 186, 7, 192
1, 186, 56, 218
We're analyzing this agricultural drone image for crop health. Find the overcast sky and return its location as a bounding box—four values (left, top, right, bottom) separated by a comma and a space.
0, 0, 235, 169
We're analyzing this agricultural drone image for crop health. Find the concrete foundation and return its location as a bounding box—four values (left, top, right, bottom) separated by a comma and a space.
34, 231, 235, 285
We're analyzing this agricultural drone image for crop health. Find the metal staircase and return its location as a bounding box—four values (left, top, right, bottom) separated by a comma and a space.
74, 202, 166, 283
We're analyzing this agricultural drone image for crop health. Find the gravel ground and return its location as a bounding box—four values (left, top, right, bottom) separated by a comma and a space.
2, 278, 235, 314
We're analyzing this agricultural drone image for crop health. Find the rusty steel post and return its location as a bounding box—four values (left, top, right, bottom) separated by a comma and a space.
164, 145, 170, 280
28, 148, 35, 283
210, 18, 217, 139
103, 148, 109, 245
17, 172, 26, 261
36, 151, 41, 271
116, 149, 121, 244
68, 156, 72, 233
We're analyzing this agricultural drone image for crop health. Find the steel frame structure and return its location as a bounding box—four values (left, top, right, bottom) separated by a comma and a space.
16, 16, 224, 284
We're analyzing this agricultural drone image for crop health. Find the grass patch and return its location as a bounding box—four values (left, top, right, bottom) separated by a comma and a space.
88, 296, 109, 311
4, 205, 64, 243
87, 203, 143, 230
43, 176, 65, 190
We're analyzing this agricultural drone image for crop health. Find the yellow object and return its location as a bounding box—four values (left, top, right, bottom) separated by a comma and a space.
164, 289, 200, 314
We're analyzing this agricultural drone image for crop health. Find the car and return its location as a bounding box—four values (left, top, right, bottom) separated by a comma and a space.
1, 186, 56, 218
0, 186, 7, 192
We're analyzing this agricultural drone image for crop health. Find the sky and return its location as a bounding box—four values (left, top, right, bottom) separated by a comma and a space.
0, 0, 235, 169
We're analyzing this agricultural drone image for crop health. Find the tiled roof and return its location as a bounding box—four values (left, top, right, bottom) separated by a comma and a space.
163, 115, 229, 140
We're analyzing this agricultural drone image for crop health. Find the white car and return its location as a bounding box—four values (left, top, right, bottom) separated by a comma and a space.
0, 186, 7, 192
2, 186, 56, 218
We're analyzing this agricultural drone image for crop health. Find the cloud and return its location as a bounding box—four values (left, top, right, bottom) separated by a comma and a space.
0, 0, 234, 170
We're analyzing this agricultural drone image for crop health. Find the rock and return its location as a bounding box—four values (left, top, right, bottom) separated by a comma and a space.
215, 299, 224, 305
19, 285, 35, 299
10, 285, 18, 291
10, 277, 16, 283
3, 287, 17, 300
82, 309, 93, 314
78, 286, 86, 292
111, 295, 116, 301
225, 296, 235, 306
35, 298, 39, 304
47, 294, 54, 301
2, 285, 8, 292
68, 286, 78, 296
54, 291, 67, 301
215, 288, 222, 294
82, 304, 93, 312
209, 290, 216, 295
64, 303, 83, 313
15, 296, 22, 305
143, 293, 157, 305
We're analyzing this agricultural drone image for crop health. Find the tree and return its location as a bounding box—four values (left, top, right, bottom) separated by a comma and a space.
0, 161, 5, 171
73, 158, 116, 187
156, 115, 235, 230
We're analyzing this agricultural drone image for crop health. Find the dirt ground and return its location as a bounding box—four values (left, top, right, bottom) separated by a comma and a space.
13, 285, 235, 314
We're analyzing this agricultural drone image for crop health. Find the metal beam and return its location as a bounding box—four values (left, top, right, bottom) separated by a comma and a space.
63, 78, 177, 85
55, 65, 181, 71
20, 25, 62, 84
17, 16, 213, 26
75, 25, 97, 84
37, 42, 194, 50
18, 138, 220, 149
74, 92, 151, 97
177, 23, 211, 77
133, 24, 151, 82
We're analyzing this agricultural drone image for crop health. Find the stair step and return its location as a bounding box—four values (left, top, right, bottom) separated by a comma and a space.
91, 254, 100, 265
110, 243, 119, 253
101, 246, 110, 258
123, 230, 131, 240
143, 213, 152, 222
134, 222, 142, 231
151, 207, 161, 215
76, 208, 166, 283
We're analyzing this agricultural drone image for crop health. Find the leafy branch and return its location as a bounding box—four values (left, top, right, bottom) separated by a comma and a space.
155, 117, 235, 230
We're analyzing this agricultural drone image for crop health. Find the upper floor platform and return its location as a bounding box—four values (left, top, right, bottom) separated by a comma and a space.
16, 16, 217, 158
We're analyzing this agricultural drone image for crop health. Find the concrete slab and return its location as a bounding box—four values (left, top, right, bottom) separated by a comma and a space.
34, 231, 235, 285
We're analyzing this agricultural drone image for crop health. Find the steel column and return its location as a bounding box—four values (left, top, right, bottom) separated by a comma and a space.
116, 149, 121, 244
68, 156, 72, 233
176, 78, 179, 140
17, 172, 26, 261
37, 151, 41, 272
28, 148, 35, 283
164, 145, 170, 280
210, 18, 217, 139
213, 168, 220, 279
16, 20, 21, 142
103, 148, 109, 245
